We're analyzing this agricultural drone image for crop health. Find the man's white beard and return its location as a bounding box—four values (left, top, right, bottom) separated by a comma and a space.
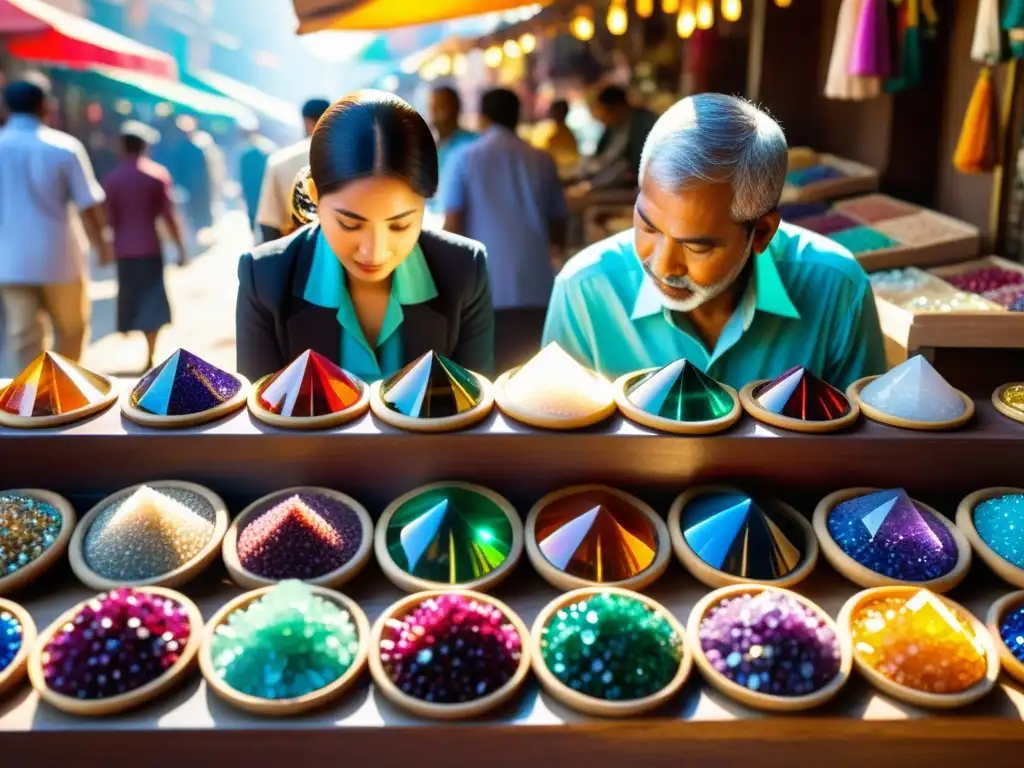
644, 236, 755, 313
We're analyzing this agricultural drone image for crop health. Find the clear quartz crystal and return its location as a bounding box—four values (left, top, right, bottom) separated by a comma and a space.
860, 356, 966, 422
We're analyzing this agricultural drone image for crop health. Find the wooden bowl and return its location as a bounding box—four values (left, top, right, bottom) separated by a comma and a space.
612, 369, 742, 435
0, 598, 36, 699
369, 372, 493, 433
247, 372, 370, 430
69, 481, 229, 591
28, 587, 202, 716
957, 488, 1024, 589
991, 383, 1024, 426
492, 367, 616, 430
668, 485, 818, 589
222, 487, 374, 590
525, 484, 670, 592
0, 375, 118, 429
986, 591, 1024, 686
531, 586, 691, 717
813, 487, 971, 592
0, 489, 76, 596
120, 374, 250, 429
838, 586, 999, 709
687, 583, 852, 712
369, 589, 531, 720
739, 379, 860, 433
200, 584, 370, 716
847, 376, 974, 431
375, 482, 523, 593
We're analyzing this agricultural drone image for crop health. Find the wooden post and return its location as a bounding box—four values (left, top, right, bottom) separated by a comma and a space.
746, 0, 768, 101
991, 58, 1022, 256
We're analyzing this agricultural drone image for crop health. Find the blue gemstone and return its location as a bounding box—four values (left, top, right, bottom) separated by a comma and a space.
130, 349, 241, 416
973, 494, 1024, 569
0, 610, 22, 672
1000, 604, 1024, 663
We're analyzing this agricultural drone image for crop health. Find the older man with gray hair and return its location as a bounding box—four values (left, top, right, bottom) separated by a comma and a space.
542, 93, 885, 389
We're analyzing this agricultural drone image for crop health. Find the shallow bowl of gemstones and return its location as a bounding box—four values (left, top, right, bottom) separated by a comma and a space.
986, 591, 1024, 686
687, 584, 850, 712
370, 590, 530, 719
847, 355, 973, 431
223, 488, 373, 590
70, 481, 229, 591
0, 598, 36, 698
814, 487, 970, 592
740, 366, 859, 433
0, 489, 76, 595
531, 587, 690, 717
992, 382, 1024, 426
957, 487, 1024, 589
839, 586, 998, 709
28, 586, 201, 715
0, 352, 118, 429
201, 580, 369, 716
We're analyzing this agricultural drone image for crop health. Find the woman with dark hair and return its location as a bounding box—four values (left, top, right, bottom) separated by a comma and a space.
235, 90, 494, 382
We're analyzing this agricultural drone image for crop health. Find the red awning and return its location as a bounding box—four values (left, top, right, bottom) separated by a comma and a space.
0, 0, 177, 79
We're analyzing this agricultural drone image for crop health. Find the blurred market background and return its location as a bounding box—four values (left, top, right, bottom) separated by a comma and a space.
0, 0, 1021, 380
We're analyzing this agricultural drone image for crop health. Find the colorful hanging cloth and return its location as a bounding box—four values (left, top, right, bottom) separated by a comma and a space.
1002, 0, 1024, 58
825, 0, 882, 99
972, 0, 1002, 63
848, 0, 892, 77
953, 66, 1000, 174
886, 0, 922, 92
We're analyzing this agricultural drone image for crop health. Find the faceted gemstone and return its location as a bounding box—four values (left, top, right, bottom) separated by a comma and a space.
850, 590, 987, 694
256, 350, 362, 417
0, 351, 110, 418
502, 343, 613, 419
860, 355, 966, 422
84, 485, 216, 581
378, 593, 522, 703
236, 493, 364, 580
0, 493, 63, 576
827, 489, 958, 582
385, 486, 513, 584
130, 349, 242, 416
0, 610, 22, 673
973, 494, 1024, 569
534, 489, 658, 583
680, 491, 804, 580
699, 591, 841, 696
211, 580, 360, 700
999, 384, 1024, 414
753, 366, 851, 421
999, 602, 1024, 664
380, 351, 482, 419
626, 359, 734, 422
41, 588, 191, 699
540, 591, 683, 701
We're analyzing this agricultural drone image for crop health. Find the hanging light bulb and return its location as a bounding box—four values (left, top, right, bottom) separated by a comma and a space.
677, 0, 696, 37
519, 33, 537, 54
662, 0, 681, 12
721, 0, 741, 21
637, 0, 655, 18
774, 0, 792, 6
571, 6, 595, 40
696, 0, 714, 28
435, 53, 453, 76
503, 39, 521, 58
607, 0, 628, 35
484, 45, 504, 68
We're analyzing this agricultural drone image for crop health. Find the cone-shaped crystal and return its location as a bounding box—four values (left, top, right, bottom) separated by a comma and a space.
626, 359, 734, 422
385, 486, 513, 584
257, 350, 362, 417
754, 366, 851, 421
0, 351, 110, 417
503, 343, 613, 418
860, 355, 966, 422
827, 489, 959, 581
680, 491, 804, 580
130, 349, 242, 416
380, 351, 482, 418
535, 489, 657, 582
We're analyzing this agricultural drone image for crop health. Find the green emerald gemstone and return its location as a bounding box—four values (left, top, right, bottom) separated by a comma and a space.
385, 486, 513, 584
541, 591, 683, 701
626, 359, 733, 422
380, 351, 483, 419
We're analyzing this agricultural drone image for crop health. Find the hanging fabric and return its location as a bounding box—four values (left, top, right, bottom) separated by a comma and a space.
972, 0, 1002, 63
825, 0, 882, 100
886, 0, 922, 92
848, 0, 892, 77
1002, 0, 1024, 59
953, 66, 1000, 174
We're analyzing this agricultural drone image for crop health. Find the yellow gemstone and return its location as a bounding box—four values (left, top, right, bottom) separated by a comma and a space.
850, 590, 987, 694
502, 343, 613, 419
1000, 384, 1024, 414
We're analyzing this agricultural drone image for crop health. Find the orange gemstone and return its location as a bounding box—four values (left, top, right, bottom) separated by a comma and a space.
534, 489, 657, 582
0, 352, 110, 417
850, 590, 988, 694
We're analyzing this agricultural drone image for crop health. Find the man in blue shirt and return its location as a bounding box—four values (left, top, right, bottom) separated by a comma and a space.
543, 93, 886, 390
428, 86, 477, 216
441, 88, 568, 373
237, 121, 276, 231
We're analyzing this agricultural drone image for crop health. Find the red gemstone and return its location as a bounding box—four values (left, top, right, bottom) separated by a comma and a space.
753, 367, 851, 421
257, 350, 362, 417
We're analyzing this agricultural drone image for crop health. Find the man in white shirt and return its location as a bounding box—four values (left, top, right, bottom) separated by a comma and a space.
0, 74, 113, 375
254, 98, 330, 243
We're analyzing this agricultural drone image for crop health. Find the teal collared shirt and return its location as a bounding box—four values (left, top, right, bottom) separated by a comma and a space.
541, 222, 886, 390
303, 232, 438, 381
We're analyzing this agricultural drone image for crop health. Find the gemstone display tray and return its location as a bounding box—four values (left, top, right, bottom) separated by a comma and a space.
779, 153, 879, 205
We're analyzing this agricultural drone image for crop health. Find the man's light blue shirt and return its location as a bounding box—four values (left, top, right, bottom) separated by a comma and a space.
438, 125, 568, 309
303, 232, 438, 381
542, 222, 886, 390
428, 127, 477, 214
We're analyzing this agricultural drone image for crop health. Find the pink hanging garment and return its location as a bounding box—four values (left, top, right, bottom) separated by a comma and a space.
849, 0, 893, 77
825, 0, 882, 99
